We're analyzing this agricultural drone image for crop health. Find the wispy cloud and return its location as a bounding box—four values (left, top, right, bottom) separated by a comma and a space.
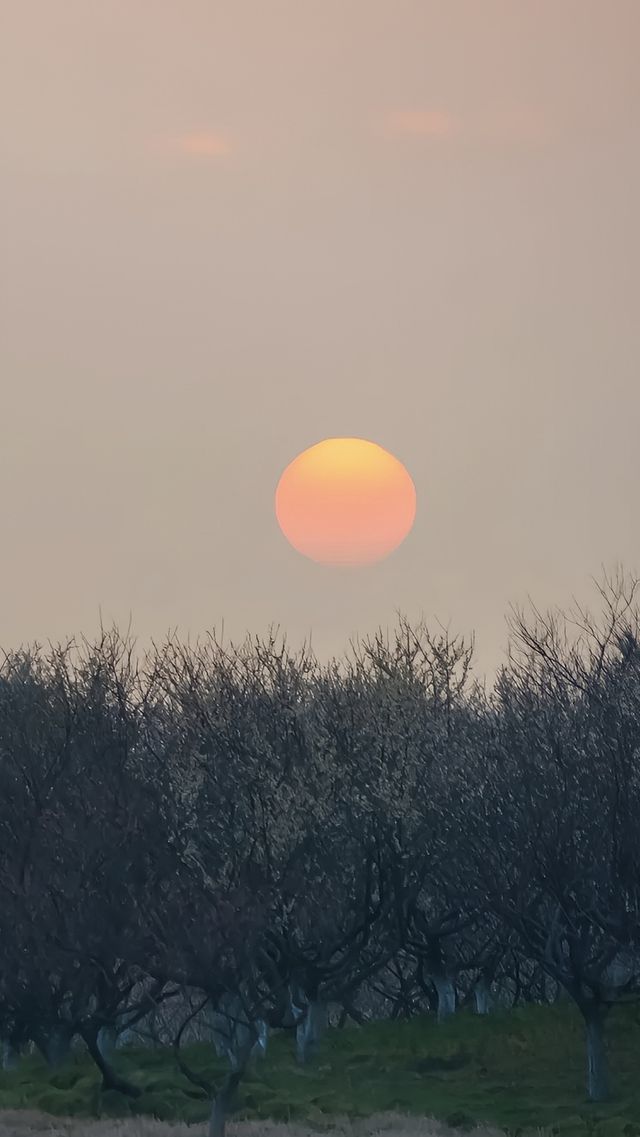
149, 131, 233, 158
177, 131, 232, 157
379, 106, 552, 147
381, 110, 458, 139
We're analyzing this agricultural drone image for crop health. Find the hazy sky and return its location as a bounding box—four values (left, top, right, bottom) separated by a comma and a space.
2, 1, 639, 680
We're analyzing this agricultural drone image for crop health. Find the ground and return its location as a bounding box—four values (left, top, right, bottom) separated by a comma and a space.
1, 1003, 639, 1136
0, 1112, 507, 1136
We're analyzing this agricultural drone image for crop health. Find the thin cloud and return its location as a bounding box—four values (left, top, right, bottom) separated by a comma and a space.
149, 131, 233, 158
381, 110, 458, 139
177, 131, 232, 157
380, 106, 552, 147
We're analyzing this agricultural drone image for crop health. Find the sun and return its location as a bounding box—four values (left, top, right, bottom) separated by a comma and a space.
275, 438, 417, 566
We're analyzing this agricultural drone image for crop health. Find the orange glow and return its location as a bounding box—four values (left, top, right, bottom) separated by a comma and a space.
382, 109, 457, 138
178, 132, 231, 156
275, 438, 417, 566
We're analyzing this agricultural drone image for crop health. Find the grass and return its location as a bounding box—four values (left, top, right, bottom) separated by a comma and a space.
1, 1003, 639, 1136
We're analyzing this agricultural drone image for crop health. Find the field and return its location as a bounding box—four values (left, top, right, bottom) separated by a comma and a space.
1, 1004, 640, 1136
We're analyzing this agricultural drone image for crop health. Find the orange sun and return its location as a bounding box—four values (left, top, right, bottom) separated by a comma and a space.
275, 438, 417, 566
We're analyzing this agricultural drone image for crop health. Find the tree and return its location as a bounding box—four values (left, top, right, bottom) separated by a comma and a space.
466, 570, 640, 1101
0, 631, 175, 1094
135, 630, 322, 1134
350, 618, 480, 1023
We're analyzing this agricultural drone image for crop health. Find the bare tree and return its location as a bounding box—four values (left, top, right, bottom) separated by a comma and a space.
466, 570, 640, 1101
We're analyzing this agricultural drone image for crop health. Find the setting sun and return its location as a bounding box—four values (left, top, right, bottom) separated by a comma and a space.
275, 438, 417, 566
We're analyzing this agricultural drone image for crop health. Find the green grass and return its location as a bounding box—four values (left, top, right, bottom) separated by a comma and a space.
1, 1003, 640, 1135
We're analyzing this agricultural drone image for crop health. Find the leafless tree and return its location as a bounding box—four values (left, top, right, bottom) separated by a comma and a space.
465, 569, 640, 1101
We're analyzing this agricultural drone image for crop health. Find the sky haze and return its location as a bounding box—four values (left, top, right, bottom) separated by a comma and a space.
2, 0, 640, 679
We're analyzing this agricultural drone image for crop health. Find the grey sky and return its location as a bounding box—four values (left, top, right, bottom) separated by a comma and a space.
2, 0, 639, 681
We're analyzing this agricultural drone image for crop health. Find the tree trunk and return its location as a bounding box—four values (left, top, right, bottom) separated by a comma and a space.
209, 1067, 243, 1137
473, 976, 491, 1015
1, 1039, 20, 1070
432, 974, 456, 1022
208, 1022, 256, 1137
116, 1026, 136, 1048
81, 1025, 141, 1098
97, 1025, 118, 1062
295, 999, 328, 1065
252, 1018, 268, 1059
583, 1005, 610, 1102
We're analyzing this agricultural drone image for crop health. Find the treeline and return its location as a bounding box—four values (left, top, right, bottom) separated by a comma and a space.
0, 569, 639, 1135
